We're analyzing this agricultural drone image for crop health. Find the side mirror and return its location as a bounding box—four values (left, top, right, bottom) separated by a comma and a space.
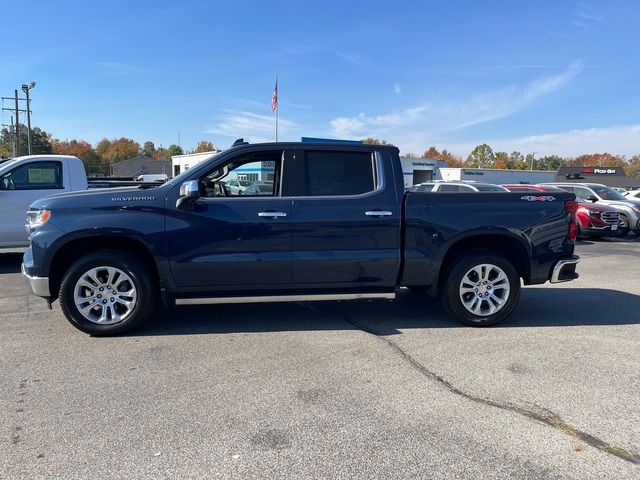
176, 180, 200, 210
586, 195, 598, 203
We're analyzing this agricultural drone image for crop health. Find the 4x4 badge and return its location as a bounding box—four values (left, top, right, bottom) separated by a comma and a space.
520, 195, 556, 202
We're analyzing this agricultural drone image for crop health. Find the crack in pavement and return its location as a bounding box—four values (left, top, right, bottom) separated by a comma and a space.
300, 302, 640, 465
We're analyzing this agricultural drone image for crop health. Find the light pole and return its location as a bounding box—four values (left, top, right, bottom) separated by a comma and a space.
21, 82, 36, 155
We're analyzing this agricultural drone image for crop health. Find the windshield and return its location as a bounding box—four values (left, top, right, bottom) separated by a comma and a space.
163, 152, 221, 188
239, 180, 253, 186
591, 185, 627, 201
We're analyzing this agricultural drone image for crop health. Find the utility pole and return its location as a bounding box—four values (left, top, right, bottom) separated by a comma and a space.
14, 90, 20, 157
21, 82, 36, 154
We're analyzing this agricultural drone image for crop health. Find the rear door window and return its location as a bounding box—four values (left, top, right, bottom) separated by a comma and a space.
294, 150, 377, 196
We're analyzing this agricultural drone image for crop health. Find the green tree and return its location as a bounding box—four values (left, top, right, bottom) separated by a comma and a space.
166, 144, 184, 157
0, 125, 52, 155
466, 143, 495, 168
538, 155, 565, 171
508, 151, 527, 170
143, 141, 156, 156
361, 137, 394, 146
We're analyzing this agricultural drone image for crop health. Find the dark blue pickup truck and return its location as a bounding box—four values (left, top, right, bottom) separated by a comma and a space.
22, 141, 579, 335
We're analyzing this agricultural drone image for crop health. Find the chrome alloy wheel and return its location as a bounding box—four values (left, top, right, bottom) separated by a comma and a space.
73, 266, 137, 324
458, 264, 510, 317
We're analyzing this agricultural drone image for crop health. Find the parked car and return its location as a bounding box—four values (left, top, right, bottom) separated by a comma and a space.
225, 178, 254, 195
136, 174, 168, 183
22, 141, 579, 335
243, 181, 274, 195
410, 181, 509, 193
543, 183, 640, 236
502, 184, 620, 237
624, 190, 640, 200
0, 155, 88, 248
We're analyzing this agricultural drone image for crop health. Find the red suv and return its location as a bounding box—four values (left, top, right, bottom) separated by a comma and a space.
502, 184, 620, 237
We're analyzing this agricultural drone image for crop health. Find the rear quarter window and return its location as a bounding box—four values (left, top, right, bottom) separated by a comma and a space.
295, 150, 377, 196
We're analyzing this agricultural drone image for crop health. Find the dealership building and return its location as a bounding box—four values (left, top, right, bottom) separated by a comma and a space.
400, 157, 557, 187
556, 167, 640, 189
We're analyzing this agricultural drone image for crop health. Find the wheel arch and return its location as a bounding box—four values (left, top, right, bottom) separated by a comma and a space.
437, 233, 532, 290
49, 235, 161, 299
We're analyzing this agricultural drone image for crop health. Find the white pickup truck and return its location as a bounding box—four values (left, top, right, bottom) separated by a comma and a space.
0, 155, 88, 248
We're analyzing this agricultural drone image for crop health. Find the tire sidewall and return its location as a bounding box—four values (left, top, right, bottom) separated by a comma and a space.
59, 251, 153, 336
443, 252, 521, 327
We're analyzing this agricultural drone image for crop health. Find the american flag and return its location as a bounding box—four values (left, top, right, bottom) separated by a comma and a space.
271, 76, 278, 112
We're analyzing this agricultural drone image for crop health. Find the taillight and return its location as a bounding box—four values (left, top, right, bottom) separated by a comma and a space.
565, 200, 578, 241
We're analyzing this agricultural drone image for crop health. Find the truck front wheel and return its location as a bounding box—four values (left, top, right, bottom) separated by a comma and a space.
440, 252, 520, 327
59, 251, 155, 336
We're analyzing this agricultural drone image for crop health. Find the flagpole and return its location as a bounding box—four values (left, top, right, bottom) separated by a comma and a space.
275, 74, 279, 142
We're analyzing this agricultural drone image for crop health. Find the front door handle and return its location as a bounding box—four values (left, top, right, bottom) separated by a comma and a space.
365, 210, 393, 217
258, 211, 287, 218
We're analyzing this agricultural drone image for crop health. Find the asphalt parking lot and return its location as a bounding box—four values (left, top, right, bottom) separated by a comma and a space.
1, 238, 639, 479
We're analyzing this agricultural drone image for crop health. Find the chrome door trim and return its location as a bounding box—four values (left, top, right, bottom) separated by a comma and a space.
175, 292, 396, 305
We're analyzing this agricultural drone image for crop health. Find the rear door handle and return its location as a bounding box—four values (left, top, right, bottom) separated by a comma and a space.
365, 210, 393, 217
258, 211, 287, 218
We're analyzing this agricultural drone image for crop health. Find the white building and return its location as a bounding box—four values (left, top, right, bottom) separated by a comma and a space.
439, 167, 557, 185
171, 151, 220, 177
400, 157, 447, 188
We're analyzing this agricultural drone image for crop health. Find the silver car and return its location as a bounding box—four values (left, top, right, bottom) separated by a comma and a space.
410, 181, 509, 193
546, 183, 640, 236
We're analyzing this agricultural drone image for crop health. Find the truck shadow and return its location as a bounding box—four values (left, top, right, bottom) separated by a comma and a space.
130, 287, 640, 337
0, 253, 22, 274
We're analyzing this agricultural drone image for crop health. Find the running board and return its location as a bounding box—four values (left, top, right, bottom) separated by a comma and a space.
175, 292, 396, 306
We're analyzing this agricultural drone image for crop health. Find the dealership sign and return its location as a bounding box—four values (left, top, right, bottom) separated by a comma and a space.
582, 168, 617, 174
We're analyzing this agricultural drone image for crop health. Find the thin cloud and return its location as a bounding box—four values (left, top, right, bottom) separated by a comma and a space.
427, 125, 640, 159
206, 110, 299, 141
329, 61, 583, 143
95, 62, 151, 76
394, 83, 402, 94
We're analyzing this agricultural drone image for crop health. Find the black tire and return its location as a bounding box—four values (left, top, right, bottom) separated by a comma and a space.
617, 215, 630, 237
439, 251, 521, 327
59, 250, 155, 336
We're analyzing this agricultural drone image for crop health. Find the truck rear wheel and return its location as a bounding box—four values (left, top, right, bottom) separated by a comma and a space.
440, 252, 520, 327
59, 251, 155, 336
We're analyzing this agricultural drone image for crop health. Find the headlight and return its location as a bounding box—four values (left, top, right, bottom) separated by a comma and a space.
584, 209, 600, 216
26, 209, 52, 230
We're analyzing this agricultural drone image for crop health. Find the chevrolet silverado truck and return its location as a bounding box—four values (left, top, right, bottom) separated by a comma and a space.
22, 141, 580, 335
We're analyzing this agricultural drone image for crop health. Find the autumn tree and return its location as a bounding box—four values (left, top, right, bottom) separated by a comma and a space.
466, 144, 495, 168
625, 155, 640, 179
568, 153, 627, 167
361, 137, 394, 146
508, 151, 527, 170
104, 138, 140, 163
422, 146, 440, 159
53, 139, 103, 174
402, 152, 418, 158
143, 141, 156, 156
95, 138, 111, 161
194, 140, 216, 153
492, 151, 510, 169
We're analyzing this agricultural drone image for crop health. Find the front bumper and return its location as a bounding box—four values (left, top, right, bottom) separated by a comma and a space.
21, 263, 51, 297
550, 256, 580, 283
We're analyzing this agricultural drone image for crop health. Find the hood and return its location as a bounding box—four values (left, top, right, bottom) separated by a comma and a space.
30, 186, 165, 210
597, 199, 640, 210
577, 202, 617, 212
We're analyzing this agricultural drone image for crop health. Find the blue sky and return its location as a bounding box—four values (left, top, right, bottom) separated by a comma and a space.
2, 0, 639, 157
